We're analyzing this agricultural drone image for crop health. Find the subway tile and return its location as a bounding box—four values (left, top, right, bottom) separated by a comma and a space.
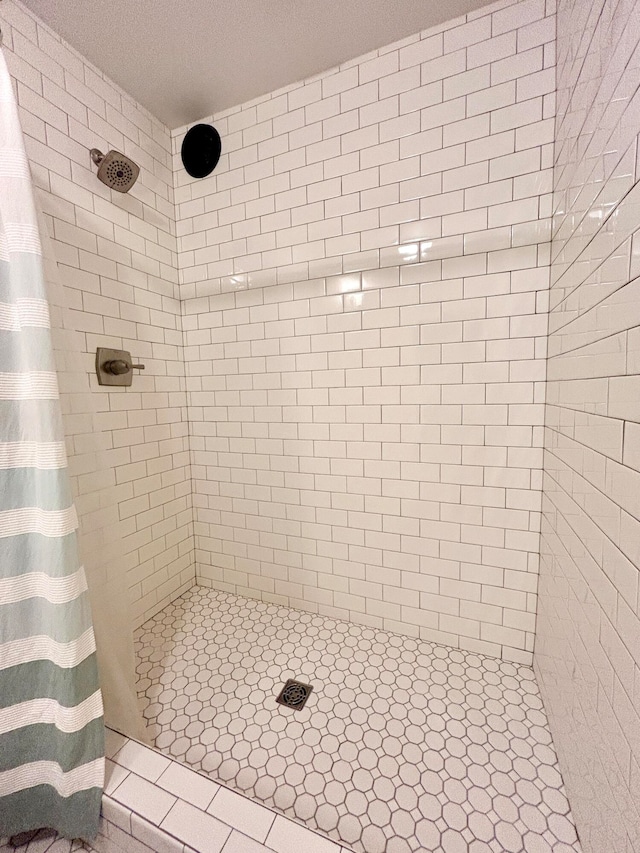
266, 816, 340, 853
113, 741, 172, 783
112, 773, 176, 825
221, 831, 274, 853
156, 762, 219, 810
161, 800, 231, 853
207, 787, 275, 842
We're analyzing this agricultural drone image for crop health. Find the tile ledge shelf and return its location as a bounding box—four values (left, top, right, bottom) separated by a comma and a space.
180, 227, 552, 302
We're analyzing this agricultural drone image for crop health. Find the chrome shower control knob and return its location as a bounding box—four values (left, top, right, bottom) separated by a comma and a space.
104, 359, 131, 375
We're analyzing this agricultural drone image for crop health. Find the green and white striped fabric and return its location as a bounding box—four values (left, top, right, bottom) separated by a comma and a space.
0, 50, 104, 840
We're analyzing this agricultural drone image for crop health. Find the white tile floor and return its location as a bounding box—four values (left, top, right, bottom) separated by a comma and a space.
0, 832, 93, 852
135, 586, 582, 853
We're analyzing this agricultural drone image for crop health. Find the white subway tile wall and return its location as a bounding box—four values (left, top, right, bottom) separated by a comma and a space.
176, 0, 557, 663
173, 0, 557, 300
0, 0, 194, 626
535, 0, 640, 850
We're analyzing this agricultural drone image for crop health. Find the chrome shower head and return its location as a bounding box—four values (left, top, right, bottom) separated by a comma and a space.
90, 148, 140, 193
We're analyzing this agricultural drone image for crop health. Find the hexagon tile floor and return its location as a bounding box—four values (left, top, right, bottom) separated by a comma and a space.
134, 587, 582, 853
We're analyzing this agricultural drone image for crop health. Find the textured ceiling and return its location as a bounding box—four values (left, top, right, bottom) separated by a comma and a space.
21, 0, 494, 129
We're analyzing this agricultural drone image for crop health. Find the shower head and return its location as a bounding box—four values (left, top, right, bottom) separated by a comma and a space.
90, 148, 140, 193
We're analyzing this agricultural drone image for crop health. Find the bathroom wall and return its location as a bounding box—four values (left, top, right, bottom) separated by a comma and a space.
175, 0, 557, 663
0, 0, 194, 628
535, 0, 640, 849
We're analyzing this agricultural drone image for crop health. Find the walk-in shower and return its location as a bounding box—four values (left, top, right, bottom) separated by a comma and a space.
1, 0, 639, 849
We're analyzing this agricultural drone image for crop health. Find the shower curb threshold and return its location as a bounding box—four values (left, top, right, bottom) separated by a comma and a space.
101, 726, 353, 853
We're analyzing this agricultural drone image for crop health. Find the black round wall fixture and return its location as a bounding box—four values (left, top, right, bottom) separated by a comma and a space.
181, 124, 222, 178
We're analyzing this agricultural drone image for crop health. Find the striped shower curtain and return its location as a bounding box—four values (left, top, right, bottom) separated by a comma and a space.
0, 49, 104, 839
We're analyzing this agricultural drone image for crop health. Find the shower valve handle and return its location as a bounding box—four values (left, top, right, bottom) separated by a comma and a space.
104, 359, 146, 375
105, 359, 129, 375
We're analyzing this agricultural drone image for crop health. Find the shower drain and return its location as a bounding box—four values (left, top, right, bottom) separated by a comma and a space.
276, 679, 313, 710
